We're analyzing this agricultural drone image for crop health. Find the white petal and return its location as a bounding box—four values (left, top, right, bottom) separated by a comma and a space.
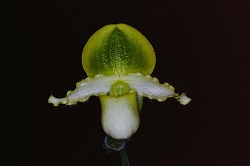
121, 73, 191, 104
48, 74, 119, 106
100, 92, 139, 140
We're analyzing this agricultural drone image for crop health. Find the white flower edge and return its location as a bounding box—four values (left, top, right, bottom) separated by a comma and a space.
48, 73, 191, 106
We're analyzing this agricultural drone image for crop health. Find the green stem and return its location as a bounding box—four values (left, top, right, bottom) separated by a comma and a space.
119, 147, 130, 166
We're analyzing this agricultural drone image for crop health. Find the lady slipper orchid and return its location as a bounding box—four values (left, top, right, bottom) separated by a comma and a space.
48, 23, 191, 140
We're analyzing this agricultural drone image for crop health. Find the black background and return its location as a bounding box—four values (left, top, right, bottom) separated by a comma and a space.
3, 0, 249, 165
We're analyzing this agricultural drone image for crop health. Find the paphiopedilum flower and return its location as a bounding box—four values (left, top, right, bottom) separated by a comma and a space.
48, 24, 191, 140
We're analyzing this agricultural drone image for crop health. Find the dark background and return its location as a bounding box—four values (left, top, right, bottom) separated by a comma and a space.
3, 0, 249, 165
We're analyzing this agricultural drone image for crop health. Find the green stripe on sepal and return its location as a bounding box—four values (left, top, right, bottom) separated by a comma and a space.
100, 92, 140, 140
82, 24, 156, 77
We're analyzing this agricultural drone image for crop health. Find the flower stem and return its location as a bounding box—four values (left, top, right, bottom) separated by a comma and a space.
120, 147, 130, 166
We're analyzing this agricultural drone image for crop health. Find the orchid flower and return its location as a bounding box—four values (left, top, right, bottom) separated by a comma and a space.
48, 23, 191, 140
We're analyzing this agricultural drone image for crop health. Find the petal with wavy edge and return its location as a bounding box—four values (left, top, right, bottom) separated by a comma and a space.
48, 74, 119, 106
121, 73, 191, 105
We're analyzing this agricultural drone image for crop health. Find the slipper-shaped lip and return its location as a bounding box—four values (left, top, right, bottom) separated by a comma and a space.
100, 92, 140, 140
